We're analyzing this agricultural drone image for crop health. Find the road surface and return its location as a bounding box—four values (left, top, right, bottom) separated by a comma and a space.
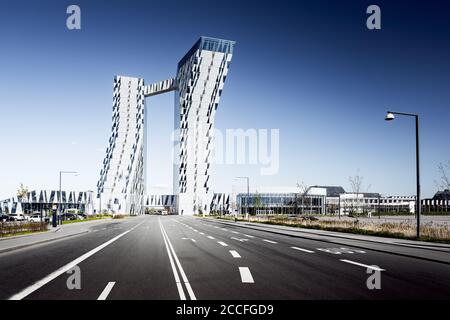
1, 215, 449, 300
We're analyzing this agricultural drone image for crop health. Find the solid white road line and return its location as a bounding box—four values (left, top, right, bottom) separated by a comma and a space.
9, 220, 145, 300
199, 232, 205, 235
160, 221, 197, 300
207, 236, 215, 240
291, 247, 315, 253
231, 231, 239, 234
239, 267, 254, 283
97, 282, 116, 300
340, 259, 386, 272
160, 221, 186, 300
243, 234, 255, 238
229, 250, 241, 258
218, 241, 228, 247
262, 239, 278, 244
221, 228, 227, 231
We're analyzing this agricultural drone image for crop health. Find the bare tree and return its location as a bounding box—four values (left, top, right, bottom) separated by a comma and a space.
348, 170, 368, 214
436, 161, 450, 190
296, 182, 309, 214
17, 183, 29, 201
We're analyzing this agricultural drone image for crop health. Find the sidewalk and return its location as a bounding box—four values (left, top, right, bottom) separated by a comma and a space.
0, 218, 113, 254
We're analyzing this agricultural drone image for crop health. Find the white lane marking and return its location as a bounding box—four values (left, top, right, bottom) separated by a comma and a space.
217, 241, 228, 247
199, 232, 205, 235
229, 250, 241, 258
243, 234, 255, 238
160, 221, 186, 300
182, 237, 196, 243
291, 247, 315, 253
239, 267, 254, 283
221, 228, 227, 231
97, 282, 116, 300
340, 259, 386, 272
231, 231, 239, 234
9, 220, 145, 300
160, 220, 196, 300
231, 237, 248, 242
262, 239, 277, 244
214, 226, 219, 228
207, 236, 215, 240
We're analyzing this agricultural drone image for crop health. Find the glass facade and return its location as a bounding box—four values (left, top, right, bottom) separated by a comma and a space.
236, 193, 326, 215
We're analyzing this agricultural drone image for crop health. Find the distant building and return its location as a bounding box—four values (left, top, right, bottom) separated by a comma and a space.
433, 189, 450, 201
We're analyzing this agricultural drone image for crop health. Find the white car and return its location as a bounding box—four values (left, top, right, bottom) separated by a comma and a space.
8, 213, 26, 221
29, 215, 43, 222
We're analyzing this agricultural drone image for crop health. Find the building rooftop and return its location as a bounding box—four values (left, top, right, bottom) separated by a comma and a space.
178, 36, 236, 69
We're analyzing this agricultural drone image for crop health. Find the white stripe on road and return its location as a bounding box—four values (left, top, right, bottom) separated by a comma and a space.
262, 239, 277, 244
239, 267, 254, 283
207, 236, 215, 240
97, 282, 116, 300
161, 226, 186, 300
199, 232, 205, 235
243, 234, 254, 238
218, 241, 228, 247
9, 220, 145, 300
231, 231, 239, 234
291, 247, 315, 253
160, 220, 196, 300
340, 259, 385, 272
229, 250, 241, 258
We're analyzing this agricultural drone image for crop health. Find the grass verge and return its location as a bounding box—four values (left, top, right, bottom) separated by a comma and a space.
203, 215, 450, 244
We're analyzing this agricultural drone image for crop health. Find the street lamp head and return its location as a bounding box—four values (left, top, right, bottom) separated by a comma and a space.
385, 112, 395, 121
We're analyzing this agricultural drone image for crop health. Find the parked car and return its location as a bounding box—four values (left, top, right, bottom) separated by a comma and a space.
29, 214, 45, 223
77, 213, 87, 220
61, 213, 77, 221
8, 213, 26, 221
0, 214, 10, 222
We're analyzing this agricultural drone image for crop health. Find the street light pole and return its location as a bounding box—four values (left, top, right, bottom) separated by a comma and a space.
236, 177, 250, 221
385, 111, 421, 238
58, 171, 78, 226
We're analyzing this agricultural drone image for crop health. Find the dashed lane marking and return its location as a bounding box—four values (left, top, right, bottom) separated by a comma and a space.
229, 250, 241, 258
291, 247, 314, 253
239, 267, 254, 283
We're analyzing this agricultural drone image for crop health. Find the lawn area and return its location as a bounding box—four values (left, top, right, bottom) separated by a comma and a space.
62, 215, 111, 225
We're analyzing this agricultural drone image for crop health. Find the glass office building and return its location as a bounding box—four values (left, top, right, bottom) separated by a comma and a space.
236, 193, 326, 215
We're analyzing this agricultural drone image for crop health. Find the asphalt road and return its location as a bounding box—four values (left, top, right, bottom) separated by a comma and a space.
1, 215, 450, 300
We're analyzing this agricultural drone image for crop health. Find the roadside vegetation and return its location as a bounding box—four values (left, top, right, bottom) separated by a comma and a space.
62, 214, 112, 225
0, 222, 48, 238
204, 214, 450, 243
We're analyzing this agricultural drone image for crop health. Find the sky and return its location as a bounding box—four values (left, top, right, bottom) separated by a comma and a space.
0, 0, 449, 199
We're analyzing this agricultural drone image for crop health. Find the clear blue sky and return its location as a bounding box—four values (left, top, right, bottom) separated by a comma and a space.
0, 0, 449, 199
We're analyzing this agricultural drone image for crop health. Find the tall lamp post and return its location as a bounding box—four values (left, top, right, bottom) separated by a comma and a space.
58, 171, 78, 226
235, 176, 250, 221
385, 111, 421, 238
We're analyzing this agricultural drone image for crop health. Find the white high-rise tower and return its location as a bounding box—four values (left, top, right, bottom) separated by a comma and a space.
97, 37, 235, 215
